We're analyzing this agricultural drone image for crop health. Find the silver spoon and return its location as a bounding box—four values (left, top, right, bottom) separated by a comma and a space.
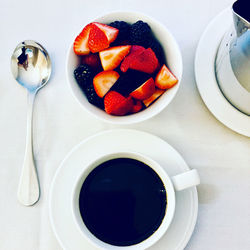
11, 40, 51, 206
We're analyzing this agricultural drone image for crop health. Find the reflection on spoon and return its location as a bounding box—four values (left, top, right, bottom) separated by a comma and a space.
11, 40, 51, 206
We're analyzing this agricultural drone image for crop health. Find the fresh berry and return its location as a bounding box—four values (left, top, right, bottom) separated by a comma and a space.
111, 69, 151, 96
113, 96, 133, 115
74, 64, 93, 89
129, 45, 145, 54
130, 77, 155, 100
93, 22, 119, 44
129, 48, 158, 74
131, 99, 143, 113
155, 64, 178, 89
146, 38, 165, 64
93, 71, 120, 98
73, 24, 92, 55
81, 53, 101, 69
109, 21, 131, 43
129, 20, 152, 46
143, 88, 165, 107
84, 84, 104, 108
121, 48, 159, 74
104, 91, 133, 115
88, 25, 109, 53
99, 45, 131, 71
104, 91, 125, 113
120, 45, 145, 72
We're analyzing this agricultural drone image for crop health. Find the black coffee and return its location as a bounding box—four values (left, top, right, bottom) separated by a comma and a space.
79, 158, 167, 246
233, 0, 250, 22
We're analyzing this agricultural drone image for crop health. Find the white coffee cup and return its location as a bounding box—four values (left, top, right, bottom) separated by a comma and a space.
72, 152, 200, 250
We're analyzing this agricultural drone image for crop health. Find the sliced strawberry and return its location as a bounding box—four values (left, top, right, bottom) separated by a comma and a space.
121, 47, 158, 74
130, 78, 155, 100
93, 71, 120, 98
113, 96, 133, 116
129, 45, 145, 55
104, 91, 133, 115
131, 99, 143, 113
120, 45, 145, 72
81, 53, 101, 69
73, 24, 92, 55
88, 25, 109, 53
143, 89, 165, 107
155, 64, 178, 89
93, 22, 119, 43
104, 91, 125, 114
128, 48, 159, 74
99, 45, 131, 71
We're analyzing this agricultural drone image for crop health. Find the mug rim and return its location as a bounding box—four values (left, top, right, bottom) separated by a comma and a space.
71, 151, 176, 250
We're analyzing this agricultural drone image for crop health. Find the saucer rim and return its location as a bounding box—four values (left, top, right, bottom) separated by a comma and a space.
194, 7, 250, 137
49, 129, 198, 250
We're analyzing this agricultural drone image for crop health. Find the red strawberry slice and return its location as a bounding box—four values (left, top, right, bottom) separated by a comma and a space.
113, 96, 133, 116
93, 71, 120, 98
88, 25, 109, 53
131, 100, 143, 113
155, 64, 178, 89
143, 88, 165, 107
129, 45, 145, 54
130, 77, 155, 100
93, 22, 119, 43
128, 48, 159, 74
104, 91, 133, 115
104, 91, 125, 114
99, 45, 131, 71
120, 45, 145, 72
73, 24, 92, 55
81, 53, 101, 69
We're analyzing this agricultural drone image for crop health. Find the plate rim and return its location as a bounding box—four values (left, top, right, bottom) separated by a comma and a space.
194, 7, 250, 137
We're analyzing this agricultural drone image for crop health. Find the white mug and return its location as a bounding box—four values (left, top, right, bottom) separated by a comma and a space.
72, 151, 200, 250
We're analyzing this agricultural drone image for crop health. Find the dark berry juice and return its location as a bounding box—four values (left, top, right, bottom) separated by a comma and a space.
79, 158, 167, 246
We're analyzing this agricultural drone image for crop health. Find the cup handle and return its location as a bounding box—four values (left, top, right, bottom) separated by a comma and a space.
171, 169, 200, 191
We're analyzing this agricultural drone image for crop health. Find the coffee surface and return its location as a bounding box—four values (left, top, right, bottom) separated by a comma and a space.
79, 158, 167, 246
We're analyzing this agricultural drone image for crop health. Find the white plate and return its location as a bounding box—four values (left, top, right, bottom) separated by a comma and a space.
195, 8, 250, 137
49, 129, 198, 250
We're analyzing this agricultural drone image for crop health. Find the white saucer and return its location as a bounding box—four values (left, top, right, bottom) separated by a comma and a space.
195, 8, 250, 137
49, 129, 198, 250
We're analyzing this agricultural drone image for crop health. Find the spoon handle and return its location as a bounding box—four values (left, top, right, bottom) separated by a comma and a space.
17, 92, 40, 206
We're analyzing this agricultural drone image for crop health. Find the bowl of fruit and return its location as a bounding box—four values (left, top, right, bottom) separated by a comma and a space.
67, 11, 182, 124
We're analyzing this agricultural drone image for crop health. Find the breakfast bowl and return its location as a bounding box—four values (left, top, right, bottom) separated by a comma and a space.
66, 11, 183, 124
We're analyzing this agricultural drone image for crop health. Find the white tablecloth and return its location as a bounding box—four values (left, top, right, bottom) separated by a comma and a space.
1, 0, 250, 249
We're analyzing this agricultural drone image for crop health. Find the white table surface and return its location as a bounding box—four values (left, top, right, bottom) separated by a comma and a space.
1, 0, 250, 249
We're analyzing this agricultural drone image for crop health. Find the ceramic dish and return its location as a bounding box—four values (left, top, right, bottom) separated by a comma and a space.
67, 12, 183, 124
195, 7, 250, 137
49, 129, 198, 250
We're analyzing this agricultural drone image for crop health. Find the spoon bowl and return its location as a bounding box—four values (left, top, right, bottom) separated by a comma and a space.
11, 40, 51, 206
11, 40, 51, 92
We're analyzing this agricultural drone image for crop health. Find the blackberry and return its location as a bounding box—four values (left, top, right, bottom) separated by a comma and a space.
84, 84, 104, 109
74, 64, 93, 89
109, 21, 131, 44
146, 38, 165, 65
111, 70, 151, 96
129, 20, 153, 46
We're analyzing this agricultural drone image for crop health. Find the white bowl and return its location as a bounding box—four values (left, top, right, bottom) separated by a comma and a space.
66, 11, 183, 124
